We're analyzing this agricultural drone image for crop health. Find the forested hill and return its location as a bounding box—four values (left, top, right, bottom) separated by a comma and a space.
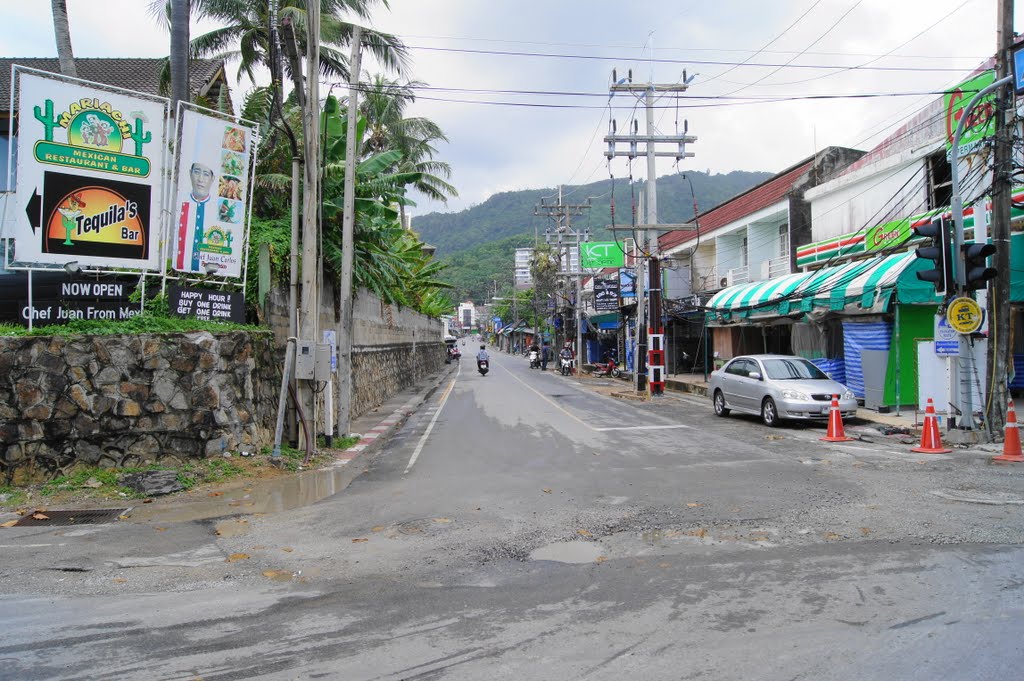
411, 170, 773, 259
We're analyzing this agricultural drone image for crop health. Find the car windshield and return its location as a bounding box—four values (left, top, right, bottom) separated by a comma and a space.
761, 358, 828, 380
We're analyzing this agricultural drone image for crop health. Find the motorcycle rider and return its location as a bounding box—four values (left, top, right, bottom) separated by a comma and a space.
476, 344, 490, 371
558, 343, 574, 373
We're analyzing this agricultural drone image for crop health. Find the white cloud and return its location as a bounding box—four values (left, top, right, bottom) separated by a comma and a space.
6, 0, 1016, 216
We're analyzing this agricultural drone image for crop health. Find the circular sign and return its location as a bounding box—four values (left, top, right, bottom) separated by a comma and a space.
946, 296, 983, 334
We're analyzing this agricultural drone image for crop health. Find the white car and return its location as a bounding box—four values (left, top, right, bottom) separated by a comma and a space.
709, 354, 857, 427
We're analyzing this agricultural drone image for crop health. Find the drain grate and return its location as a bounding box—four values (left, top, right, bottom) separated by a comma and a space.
14, 508, 131, 527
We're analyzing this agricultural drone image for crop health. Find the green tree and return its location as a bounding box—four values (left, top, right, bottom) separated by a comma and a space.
149, 0, 408, 86
359, 75, 457, 226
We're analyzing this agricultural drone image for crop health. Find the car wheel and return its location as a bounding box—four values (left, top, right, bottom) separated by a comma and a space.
761, 397, 780, 427
713, 390, 730, 417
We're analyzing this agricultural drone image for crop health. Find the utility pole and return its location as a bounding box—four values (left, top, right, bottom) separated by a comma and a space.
605, 71, 696, 396
988, 0, 1014, 432
338, 26, 363, 437
535, 188, 591, 377
292, 0, 321, 444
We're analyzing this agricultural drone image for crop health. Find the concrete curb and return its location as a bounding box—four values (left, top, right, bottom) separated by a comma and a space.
332, 366, 455, 467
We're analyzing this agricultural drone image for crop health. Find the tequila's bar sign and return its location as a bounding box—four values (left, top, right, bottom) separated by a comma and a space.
13, 69, 166, 270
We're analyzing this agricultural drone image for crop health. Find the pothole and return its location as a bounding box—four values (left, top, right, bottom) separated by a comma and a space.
528, 541, 604, 564
930, 489, 1024, 505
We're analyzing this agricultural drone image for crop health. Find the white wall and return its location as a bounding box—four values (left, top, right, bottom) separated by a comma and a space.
805, 158, 927, 243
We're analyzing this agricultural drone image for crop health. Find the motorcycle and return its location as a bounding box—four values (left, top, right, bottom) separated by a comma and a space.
478, 359, 489, 376
528, 350, 540, 369
559, 356, 573, 376
592, 358, 621, 378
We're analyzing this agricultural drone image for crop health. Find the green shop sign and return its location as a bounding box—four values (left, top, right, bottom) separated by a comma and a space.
945, 70, 996, 159
580, 241, 625, 268
34, 140, 151, 177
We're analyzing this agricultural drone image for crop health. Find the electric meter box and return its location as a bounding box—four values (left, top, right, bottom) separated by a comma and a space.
314, 343, 334, 380
294, 340, 317, 380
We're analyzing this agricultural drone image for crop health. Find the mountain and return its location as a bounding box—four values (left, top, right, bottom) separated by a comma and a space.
412, 170, 773, 304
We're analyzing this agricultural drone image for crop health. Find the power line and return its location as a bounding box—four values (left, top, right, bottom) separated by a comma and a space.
699, 0, 824, 86
764, 0, 978, 87
402, 44, 978, 74
395, 33, 987, 62
717, 0, 866, 97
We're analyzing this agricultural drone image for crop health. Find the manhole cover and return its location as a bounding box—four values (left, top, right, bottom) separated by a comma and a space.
13, 508, 131, 527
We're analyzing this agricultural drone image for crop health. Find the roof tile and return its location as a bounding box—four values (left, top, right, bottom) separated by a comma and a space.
0, 58, 226, 111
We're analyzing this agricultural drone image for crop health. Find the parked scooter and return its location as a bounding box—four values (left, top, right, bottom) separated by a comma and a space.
478, 359, 489, 376
591, 357, 621, 378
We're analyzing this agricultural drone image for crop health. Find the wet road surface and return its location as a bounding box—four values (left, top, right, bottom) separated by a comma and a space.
2, 351, 1023, 680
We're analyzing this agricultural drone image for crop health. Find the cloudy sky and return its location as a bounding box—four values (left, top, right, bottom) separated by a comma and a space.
7, 0, 1019, 216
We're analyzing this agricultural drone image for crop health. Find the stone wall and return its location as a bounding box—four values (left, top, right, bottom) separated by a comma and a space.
0, 331, 278, 485
266, 283, 446, 420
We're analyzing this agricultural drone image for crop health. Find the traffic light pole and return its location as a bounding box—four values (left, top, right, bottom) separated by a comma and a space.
949, 73, 1012, 431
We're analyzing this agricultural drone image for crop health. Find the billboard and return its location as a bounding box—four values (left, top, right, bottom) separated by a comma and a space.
13, 70, 167, 269
581, 241, 625, 269
594, 275, 620, 311
944, 70, 996, 161
619, 268, 636, 297
171, 107, 257, 277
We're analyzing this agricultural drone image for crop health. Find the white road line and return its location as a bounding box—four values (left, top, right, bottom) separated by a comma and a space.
593, 424, 692, 431
404, 363, 460, 474
498, 363, 593, 428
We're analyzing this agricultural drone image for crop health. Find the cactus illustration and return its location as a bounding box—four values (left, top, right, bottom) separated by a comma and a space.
33, 99, 61, 142
129, 117, 151, 156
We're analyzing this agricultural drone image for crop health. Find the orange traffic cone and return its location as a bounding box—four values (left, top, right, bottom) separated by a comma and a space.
993, 399, 1024, 463
821, 394, 853, 442
912, 398, 951, 454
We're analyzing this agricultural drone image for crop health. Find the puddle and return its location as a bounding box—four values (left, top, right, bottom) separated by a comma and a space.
529, 540, 604, 563
127, 466, 354, 524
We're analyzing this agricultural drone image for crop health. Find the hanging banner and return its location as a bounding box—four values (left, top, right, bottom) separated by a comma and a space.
594, 275, 620, 311
171, 107, 257, 278
12, 70, 167, 269
581, 241, 626, 269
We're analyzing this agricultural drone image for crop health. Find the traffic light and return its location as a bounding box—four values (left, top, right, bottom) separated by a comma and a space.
961, 241, 997, 291
913, 218, 953, 293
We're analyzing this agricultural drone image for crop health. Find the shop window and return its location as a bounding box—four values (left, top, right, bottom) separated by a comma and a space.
926, 152, 952, 210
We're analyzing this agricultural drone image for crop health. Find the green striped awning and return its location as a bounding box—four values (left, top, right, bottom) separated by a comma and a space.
706, 251, 926, 323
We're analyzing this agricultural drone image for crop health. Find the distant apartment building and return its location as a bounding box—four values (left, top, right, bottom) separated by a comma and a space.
556, 246, 580, 275
457, 301, 476, 331
514, 248, 533, 289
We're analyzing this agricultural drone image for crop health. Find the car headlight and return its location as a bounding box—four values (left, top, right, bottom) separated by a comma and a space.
842, 389, 856, 401
781, 389, 809, 400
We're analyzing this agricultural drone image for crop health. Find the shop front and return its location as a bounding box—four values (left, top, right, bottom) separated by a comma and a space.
706, 251, 942, 410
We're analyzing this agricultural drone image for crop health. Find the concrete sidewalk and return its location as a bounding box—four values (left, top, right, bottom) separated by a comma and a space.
334, 364, 456, 466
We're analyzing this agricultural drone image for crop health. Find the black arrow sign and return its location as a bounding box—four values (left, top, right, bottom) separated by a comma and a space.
25, 188, 41, 234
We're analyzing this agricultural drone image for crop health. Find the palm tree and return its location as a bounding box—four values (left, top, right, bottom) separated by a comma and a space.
150, 0, 408, 85
358, 75, 457, 224
50, 0, 76, 77
170, 0, 189, 109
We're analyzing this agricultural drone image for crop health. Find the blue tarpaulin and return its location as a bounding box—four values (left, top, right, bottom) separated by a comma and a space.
842, 321, 892, 398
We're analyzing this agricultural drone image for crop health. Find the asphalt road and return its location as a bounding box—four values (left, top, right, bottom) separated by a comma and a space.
2, 350, 1024, 680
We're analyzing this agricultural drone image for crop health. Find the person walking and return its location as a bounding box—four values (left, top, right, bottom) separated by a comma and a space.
540, 342, 551, 371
